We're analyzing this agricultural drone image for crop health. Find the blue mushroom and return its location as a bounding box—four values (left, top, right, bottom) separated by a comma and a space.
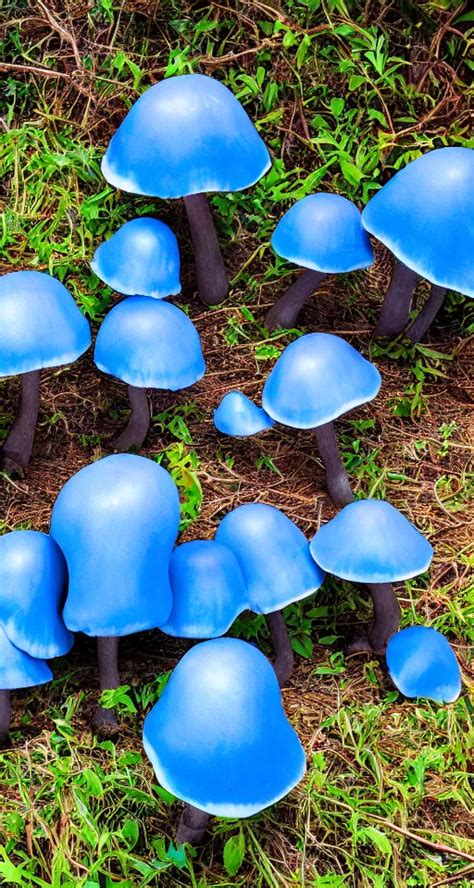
0, 625, 52, 743
0, 530, 72, 660
50, 453, 180, 733
94, 296, 205, 452
91, 217, 181, 300
310, 499, 433, 654
386, 626, 461, 703
142, 638, 306, 845
0, 270, 91, 476
267, 193, 374, 332
214, 391, 274, 437
215, 503, 325, 685
262, 333, 381, 507
161, 540, 248, 638
362, 147, 474, 341
101, 73, 271, 306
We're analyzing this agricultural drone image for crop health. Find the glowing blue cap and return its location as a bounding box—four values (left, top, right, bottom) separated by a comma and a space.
362, 147, 474, 296
143, 638, 305, 816
386, 626, 461, 703
102, 74, 271, 199
94, 297, 205, 390
0, 271, 91, 377
272, 193, 373, 273
310, 499, 433, 583
262, 333, 381, 429
91, 217, 181, 299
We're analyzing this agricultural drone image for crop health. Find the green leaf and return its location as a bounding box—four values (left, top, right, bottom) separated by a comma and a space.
359, 826, 393, 855
330, 97, 345, 117
223, 830, 245, 876
348, 74, 366, 90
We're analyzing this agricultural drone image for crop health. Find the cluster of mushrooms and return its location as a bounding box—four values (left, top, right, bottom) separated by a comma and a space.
0, 73, 468, 848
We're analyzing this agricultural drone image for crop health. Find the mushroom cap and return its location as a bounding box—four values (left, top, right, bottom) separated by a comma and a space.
272, 193, 374, 273
101, 73, 271, 199
215, 503, 324, 612
50, 454, 180, 636
310, 499, 433, 583
90, 217, 181, 299
0, 625, 52, 690
0, 530, 73, 659
214, 391, 274, 437
361, 147, 474, 296
386, 626, 461, 703
94, 297, 206, 390
142, 638, 305, 816
0, 271, 91, 377
262, 333, 381, 429
160, 540, 248, 638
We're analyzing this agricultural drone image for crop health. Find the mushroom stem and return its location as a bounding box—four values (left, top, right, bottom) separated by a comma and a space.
93, 636, 120, 734
314, 422, 354, 508
176, 804, 210, 846
367, 583, 401, 654
113, 385, 150, 452
265, 611, 294, 687
183, 193, 228, 306
406, 284, 447, 343
265, 270, 326, 332
374, 260, 420, 338
2, 370, 40, 476
0, 690, 11, 744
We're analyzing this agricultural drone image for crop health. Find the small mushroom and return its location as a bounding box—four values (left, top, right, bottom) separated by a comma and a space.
215, 503, 325, 685
94, 297, 205, 451
0, 530, 73, 742
309, 499, 433, 654
101, 73, 271, 306
362, 147, 474, 341
262, 333, 381, 507
0, 271, 91, 476
266, 193, 373, 332
214, 391, 274, 437
386, 626, 461, 703
142, 638, 305, 846
0, 626, 52, 744
50, 453, 180, 733
90, 217, 181, 300
161, 540, 247, 638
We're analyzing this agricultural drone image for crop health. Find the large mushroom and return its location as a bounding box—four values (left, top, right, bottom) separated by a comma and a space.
215, 503, 325, 685
142, 638, 306, 846
261, 333, 381, 508
309, 499, 433, 653
0, 529, 73, 742
94, 296, 205, 451
266, 193, 374, 332
91, 217, 181, 300
101, 73, 271, 306
362, 147, 474, 341
0, 271, 91, 476
386, 626, 461, 703
50, 453, 180, 733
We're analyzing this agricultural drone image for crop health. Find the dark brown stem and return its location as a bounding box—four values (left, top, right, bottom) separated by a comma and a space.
2, 370, 40, 477
406, 285, 447, 342
113, 385, 150, 452
374, 260, 420, 337
176, 804, 210, 846
0, 690, 11, 746
314, 422, 354, 508
92, 636, 120, 735
266, 270, 326, 332
265, 611, 294, 687
367, 583, 401, 654
183, 193, 228, 306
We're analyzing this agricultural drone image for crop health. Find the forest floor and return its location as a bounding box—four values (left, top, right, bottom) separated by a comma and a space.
0, 1, 473, 886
